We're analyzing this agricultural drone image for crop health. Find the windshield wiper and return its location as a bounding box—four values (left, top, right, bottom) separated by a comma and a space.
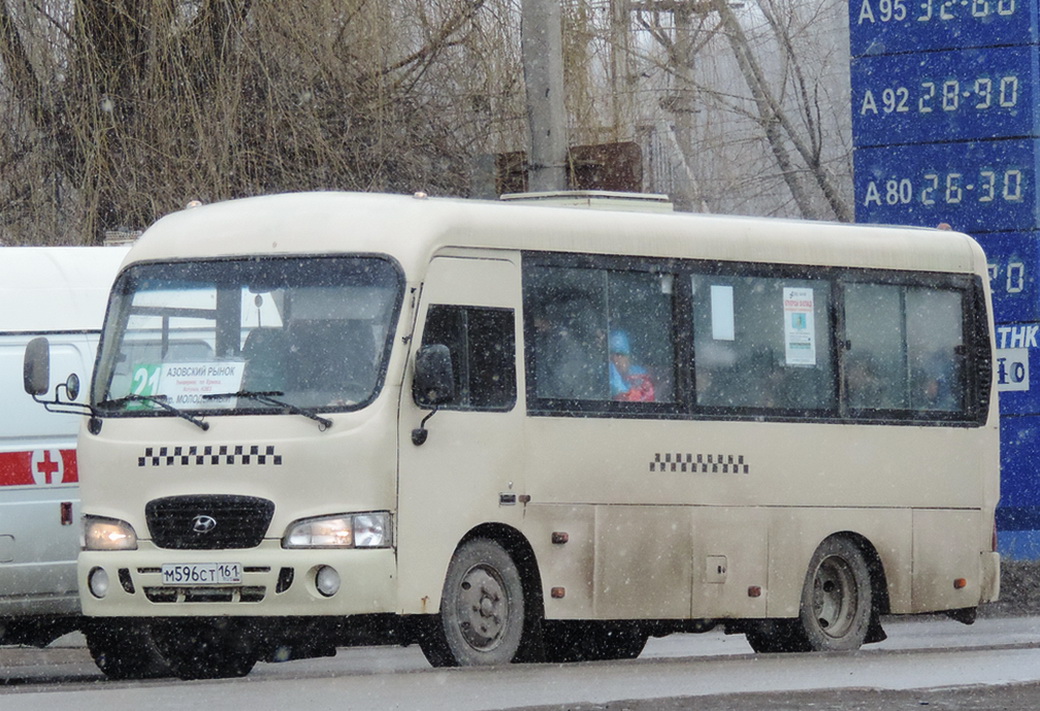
98, 394, 209, 431
203, 391, 333, 431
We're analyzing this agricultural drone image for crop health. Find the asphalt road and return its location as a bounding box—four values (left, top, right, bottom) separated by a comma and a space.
5, 616, 1040, 710
506, 684, 1040, 711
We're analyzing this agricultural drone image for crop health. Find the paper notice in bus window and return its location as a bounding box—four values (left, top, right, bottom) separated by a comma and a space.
144, 361, 245, 409
711, 285, 735, 341
783, 287, 816, 366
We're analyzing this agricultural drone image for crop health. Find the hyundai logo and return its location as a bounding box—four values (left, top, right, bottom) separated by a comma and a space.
191, 515, 218, 534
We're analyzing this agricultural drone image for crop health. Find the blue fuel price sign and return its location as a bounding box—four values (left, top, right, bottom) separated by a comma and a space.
974, 232, 1040, 415
850, 0, 1037, 57
851, 46, 1038, 148
975, 231, 1039, 322
854, 139, 1038, 233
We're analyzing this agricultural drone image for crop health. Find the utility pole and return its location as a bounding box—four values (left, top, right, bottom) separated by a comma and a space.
521, 0, 569, 192
609, 0, 631, 139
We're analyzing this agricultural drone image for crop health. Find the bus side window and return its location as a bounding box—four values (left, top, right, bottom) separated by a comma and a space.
844, 283, 966, 415
906, 288, 965, 412
692, 274, 835, 411
844, 284, 908, 410
417, 305, 516, 411
525, 265, 675, 405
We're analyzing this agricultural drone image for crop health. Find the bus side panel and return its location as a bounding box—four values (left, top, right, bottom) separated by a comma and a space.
594, 505, 693, 619
525, 504, 596, 620
528, 503, 707, 621
911, 509, 985, 612
531, 503, 920, 622
762, 508, 914, 618
689, 507, 768, 619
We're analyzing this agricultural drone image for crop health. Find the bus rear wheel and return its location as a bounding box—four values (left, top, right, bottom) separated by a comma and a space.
746, 537, 873, 653
799, 537, 873, 651
420, 538, 529, 667
743, 619, 810, 653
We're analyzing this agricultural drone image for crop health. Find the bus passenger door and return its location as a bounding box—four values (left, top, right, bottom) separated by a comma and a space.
397, 255, 525, 614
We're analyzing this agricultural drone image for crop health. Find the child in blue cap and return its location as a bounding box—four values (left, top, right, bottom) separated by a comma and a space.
609, 330, 655, 402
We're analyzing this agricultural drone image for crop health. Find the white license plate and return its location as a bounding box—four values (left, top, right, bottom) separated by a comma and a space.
161, 562, 242, 586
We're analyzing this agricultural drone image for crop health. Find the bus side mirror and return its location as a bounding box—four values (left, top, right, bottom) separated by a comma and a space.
24, 336, 51, 397
411, 344, 454, 446
413, 344, 455, 406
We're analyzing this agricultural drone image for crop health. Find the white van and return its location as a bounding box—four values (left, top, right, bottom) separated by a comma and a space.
0, 246, 127, 646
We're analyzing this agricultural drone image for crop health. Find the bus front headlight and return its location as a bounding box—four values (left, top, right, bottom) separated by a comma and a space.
282, 512, 391, 549
82, 516, 138, 551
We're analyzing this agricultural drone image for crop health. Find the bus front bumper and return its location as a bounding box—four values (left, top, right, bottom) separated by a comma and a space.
78, 544, 397, 618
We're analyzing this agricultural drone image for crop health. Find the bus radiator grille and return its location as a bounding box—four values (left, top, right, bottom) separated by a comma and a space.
146, 495, 275, 550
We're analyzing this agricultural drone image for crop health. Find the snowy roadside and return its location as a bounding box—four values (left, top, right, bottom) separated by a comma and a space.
981, 560, 1040, 618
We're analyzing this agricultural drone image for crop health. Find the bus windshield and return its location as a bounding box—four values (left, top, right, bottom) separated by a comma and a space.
93, 255, 403, 415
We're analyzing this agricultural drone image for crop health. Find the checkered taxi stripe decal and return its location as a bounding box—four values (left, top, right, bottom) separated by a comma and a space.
650, 453, 748, 474
139, 445, 282, 468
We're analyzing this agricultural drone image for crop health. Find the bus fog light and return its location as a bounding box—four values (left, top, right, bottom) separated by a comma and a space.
88, 567, 110, 599
315, 566, 341, 597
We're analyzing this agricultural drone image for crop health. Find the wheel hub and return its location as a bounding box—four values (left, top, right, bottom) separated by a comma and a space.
457, 565, 508, 650
812, 555, 857, 638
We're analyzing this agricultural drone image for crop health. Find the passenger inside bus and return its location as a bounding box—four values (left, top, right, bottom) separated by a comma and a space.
844, 354, 884, 409
608, 330, 655, 402
284, 319, 377, 406
241, 327, 288, 392
533, 298, 608, 400
912, 348, 961, 411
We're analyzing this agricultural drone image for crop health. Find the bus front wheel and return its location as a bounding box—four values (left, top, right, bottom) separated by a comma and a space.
151, 618, 259, 679
85, 620, 171, 680
420, 538, 529, 667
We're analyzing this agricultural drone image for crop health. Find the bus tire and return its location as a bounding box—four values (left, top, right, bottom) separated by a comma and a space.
151, 619, 258, 680
743, 620, 810, 654
422, 538, 528, 667
797, 537, 873, 652
85, 620, 171, 680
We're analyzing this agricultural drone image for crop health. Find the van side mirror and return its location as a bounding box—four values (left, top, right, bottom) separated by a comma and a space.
24, 337, 51, 397
413, 344, 455, 406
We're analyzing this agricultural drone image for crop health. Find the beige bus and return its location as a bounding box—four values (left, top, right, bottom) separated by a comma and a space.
24, 191, 999, 679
